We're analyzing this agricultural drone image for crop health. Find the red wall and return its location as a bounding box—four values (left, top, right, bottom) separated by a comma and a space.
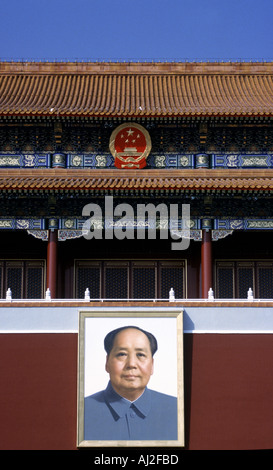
184, 334, 273, 450
0, 334, 78, 450
0, 333, 273, 450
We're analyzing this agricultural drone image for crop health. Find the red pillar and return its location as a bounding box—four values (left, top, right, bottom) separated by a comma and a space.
201, 229, 212, 298
47, 229, 58, 299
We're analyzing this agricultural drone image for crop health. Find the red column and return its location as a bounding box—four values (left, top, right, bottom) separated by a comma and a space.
47, 229, 58, 299
201, 229, 212, 298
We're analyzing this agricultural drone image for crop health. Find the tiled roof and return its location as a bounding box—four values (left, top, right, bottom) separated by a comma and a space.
0, 169, 273, 192
0, 62, 273, 117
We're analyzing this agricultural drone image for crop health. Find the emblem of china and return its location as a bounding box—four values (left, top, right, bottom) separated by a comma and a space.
109, 123, 151, 169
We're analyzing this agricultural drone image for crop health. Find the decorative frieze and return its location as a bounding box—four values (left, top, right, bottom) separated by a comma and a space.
0, 217, 270, 232
212, 154, 273, 168
214, 219, 273, 230
212, 230, 234, 241
26, 228, 233, 242
0, 216, 272, 244
195, 153, 210, 169
0, 154, 50, 168
66, 153, 113, 168
52, 153, 66, 168
0, 219, 45, 229
27, 230, 48, 241
1, 151, 273, 169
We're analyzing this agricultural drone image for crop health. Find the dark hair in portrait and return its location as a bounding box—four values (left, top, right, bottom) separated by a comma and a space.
104, 325, 158, 356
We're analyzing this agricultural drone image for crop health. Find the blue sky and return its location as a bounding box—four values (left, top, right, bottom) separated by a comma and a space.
1, 0, 273, 62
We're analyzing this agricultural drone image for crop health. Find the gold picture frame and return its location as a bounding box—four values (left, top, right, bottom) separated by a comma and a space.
77, 308, 184, 447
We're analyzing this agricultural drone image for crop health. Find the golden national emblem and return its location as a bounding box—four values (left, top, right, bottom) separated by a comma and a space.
109, 123, 152, 169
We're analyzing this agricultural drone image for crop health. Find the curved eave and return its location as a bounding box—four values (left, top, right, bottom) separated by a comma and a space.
0, 169, 273, 193
1, 111, 273, 119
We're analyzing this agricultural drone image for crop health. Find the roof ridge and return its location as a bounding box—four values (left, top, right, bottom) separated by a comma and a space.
1, 61, 273, 76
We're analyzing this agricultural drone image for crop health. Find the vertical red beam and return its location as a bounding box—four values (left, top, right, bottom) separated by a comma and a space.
201, 229, 212, 298
47, 229, 58, 299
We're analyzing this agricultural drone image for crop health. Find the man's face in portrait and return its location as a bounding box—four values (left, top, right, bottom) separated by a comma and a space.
105, 328, 154, 401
